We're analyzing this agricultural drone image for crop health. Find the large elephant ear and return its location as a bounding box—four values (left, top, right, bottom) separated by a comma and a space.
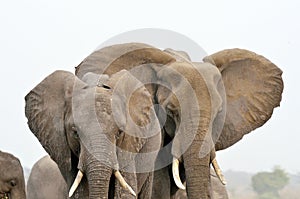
203, 49, 283, 150
107, 70, 160, 139
25, 70, 85, 182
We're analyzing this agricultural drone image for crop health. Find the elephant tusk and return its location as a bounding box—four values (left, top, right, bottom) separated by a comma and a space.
114, 170, 137, 197
69, 170, 84, 198
211, 158, 227, 185
172, 158, 186, 190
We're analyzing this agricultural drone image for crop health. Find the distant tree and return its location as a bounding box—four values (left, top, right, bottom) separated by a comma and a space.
251, 166, 289, 199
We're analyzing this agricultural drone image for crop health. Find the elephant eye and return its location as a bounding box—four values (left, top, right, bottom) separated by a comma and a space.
73, 131, 79, 139
10, 180, 16, 187
71, 126, 79, 139
102, 84, 111, 89
167, 103, 177, 111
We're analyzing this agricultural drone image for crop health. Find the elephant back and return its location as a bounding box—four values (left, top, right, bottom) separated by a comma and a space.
75, 43, 175, 98
75, 42, 175, 77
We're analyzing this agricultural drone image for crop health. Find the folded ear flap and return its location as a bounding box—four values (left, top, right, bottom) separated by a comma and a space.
164, 48, 191, 62
109, 70, 160, 138
25, 70, 81, 183
75, 43, 176, 98
203, 49, 284, 150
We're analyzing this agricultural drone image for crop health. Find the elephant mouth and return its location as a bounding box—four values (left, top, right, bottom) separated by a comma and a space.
0, 192, 10, 199
68, 170, 136, 198
172, 157, 227, 190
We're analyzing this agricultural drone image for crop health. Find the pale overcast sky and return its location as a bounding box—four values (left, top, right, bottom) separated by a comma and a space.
0, 0, 299, 174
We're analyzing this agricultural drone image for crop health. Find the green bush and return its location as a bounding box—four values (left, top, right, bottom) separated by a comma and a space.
252, 166, 289, 199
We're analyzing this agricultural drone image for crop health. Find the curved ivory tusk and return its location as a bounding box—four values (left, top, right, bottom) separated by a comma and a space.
172, 158, 186, 190
114, 170, 137, 197
212, 158, 227, 185
69, 170, 84, 198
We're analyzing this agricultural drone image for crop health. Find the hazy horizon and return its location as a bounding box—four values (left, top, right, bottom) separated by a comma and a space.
1, 0, 299, 175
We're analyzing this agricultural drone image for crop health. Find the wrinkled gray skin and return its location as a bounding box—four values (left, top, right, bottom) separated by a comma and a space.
0, 151, 26, 199
173, 169, 228, 199
25, 70, 161, 199
27, 156, 67, 199
75, 43, 283, 199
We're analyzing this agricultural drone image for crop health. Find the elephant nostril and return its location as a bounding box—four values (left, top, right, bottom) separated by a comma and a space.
10, 180, 16, 187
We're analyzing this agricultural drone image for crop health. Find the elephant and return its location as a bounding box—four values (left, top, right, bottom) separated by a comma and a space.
27, 156, 68, 199
26, 157, 228, 199
75, 42, 283, 198
0, 150, 26, 199
25, 69, 161, 198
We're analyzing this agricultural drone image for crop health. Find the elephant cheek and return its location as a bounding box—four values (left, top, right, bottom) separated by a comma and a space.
68, 136, 80, 157
10, 184, 26, 199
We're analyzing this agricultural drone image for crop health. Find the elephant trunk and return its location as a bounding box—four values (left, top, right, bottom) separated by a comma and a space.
182, 118, 212, 199
86, 157, 113, 198
77, 139, 115, 199
82, 149, 137, 198
72, 136, 136, 198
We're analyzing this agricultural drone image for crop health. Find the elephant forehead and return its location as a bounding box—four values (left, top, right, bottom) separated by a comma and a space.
157, 61, 210, 92
73, 88, 115, 133
0, 152, 19, 165
194, 62, 223, 109
193, 62, 222, 85
71, 86, 113, 119
81, 72, 110, 87
156, 62, 187, 87
0, 160, 20, 180
107, 70, 145, 94
94, 88, 113, 113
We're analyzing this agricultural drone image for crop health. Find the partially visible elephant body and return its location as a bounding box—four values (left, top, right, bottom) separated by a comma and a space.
27, 156, 68, 199
0, 150, 26, 199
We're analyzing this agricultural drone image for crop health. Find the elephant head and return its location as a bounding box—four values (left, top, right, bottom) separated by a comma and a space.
0, 151, 26, 199
156, 48, 283, 198
74, 43, 283, 198
25, 69, 158, 198
27, 155, 68, 199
